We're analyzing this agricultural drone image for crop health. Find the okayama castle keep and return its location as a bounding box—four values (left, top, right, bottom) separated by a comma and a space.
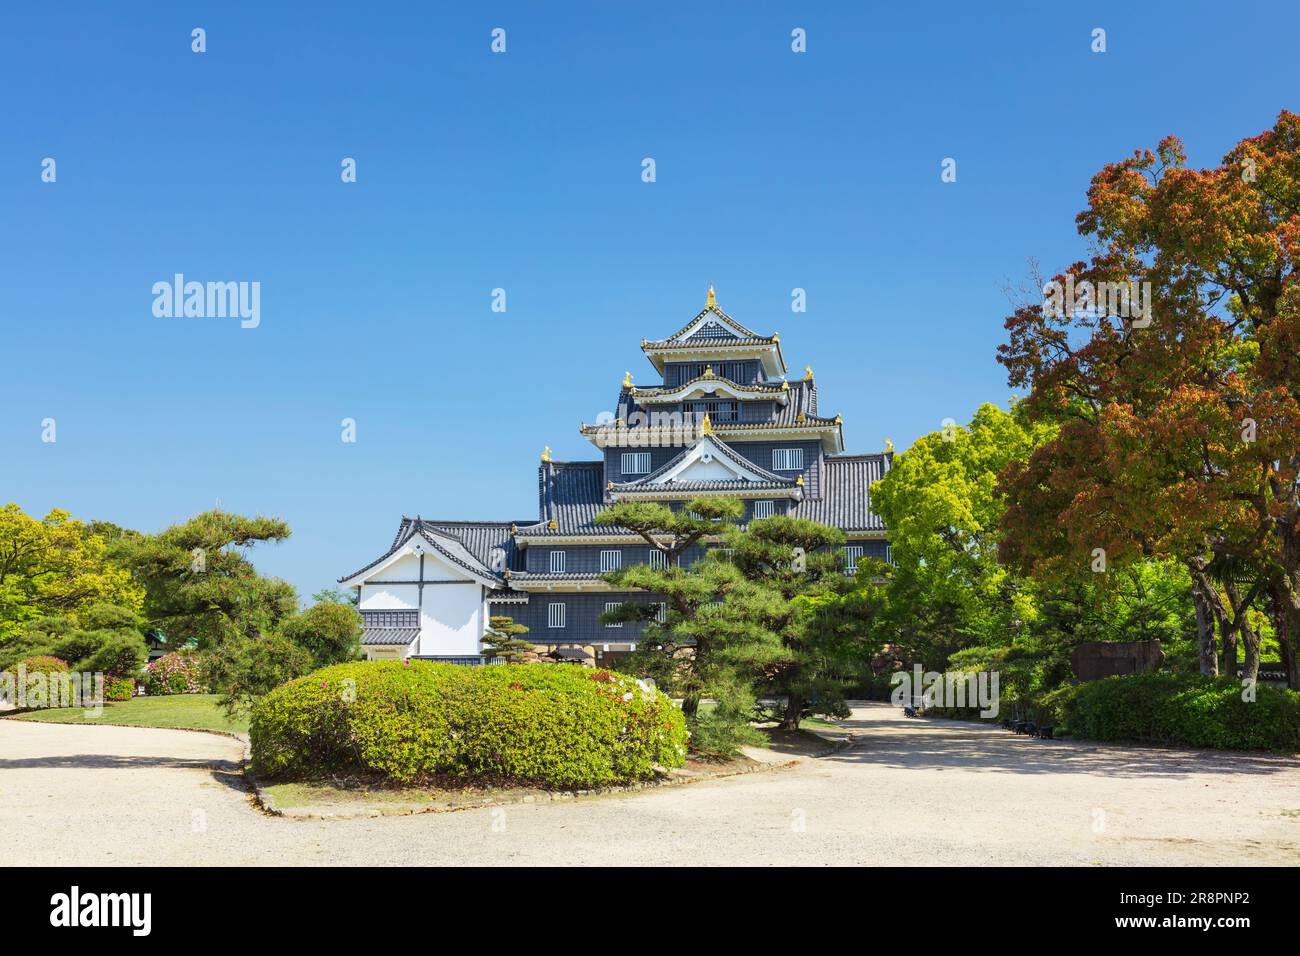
340, 288, 893, 668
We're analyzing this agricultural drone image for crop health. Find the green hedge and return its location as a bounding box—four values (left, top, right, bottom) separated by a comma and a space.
250, 661, 688, 789
1059, 673, 1300, 752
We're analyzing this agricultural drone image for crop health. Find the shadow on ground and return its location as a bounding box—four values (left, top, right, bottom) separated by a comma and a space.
828, 705, 1299, 778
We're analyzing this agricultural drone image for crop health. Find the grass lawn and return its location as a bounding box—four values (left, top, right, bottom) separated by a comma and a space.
5, 694, 247, 734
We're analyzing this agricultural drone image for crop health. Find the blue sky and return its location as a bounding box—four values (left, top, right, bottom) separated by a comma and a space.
3, 1, 1298, 600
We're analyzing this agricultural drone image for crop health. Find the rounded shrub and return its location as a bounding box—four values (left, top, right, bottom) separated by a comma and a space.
14, 655, 69, 676
103, 675, 135, 701
250, 661, 688, 789
143, 651, 208, 696
1059, 672, 1300, 751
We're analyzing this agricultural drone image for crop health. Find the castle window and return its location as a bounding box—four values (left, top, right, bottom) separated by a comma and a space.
648, 550, 667, 569
843, 545, 864, 573
653, 602, 668, 623
603, 602, 623, 628
772, 447, 804, 471
600, 550, 622, 572
547, 603, 566, 628
753, 500, 775, 520
622, 452, 651, 475
549, 550, 566, 573
362, 609, 419, 628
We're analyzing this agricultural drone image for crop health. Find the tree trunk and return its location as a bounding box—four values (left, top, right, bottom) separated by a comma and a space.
1191, 580, 1219, 677
1241, 617, 1261, 684
779, 693, 804, 730
1269, 581, 1300, 691
1219, 584, 1239, 678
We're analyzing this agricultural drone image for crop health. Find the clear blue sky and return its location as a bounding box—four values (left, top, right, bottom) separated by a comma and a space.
3, 1, 1297, 601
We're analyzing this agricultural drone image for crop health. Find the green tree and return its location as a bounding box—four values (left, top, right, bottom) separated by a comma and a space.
203, 632, 313, 712
481, 615, 535, 663
722, 515, 876, 729
111, 510, 295, 650
0, 603, 148, 678
0, 504, 145, 643
594, 497, 745, 562
279, 600, 363, 668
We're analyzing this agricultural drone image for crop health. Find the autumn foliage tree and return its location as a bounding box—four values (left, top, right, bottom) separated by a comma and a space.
998, 111, 1300, 688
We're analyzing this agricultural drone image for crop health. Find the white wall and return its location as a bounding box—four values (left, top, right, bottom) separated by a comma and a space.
356, 548, 486, 658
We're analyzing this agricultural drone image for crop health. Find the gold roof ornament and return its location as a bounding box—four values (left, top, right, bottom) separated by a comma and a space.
796, 475, 805, 486
706, 284, 716, 308
781, 378, 789, 391
834, 414, 842, 425
703, 364, 714, 378
510, 523, 518, 533
503, 569, 512, 579
622, 370, 633, 388
796, 411, 807, 423
804, 365, 814, 380
884, 438, 895, 452
700, 413, 713, 436
772, 332, 780, 341
607, 480, 614, 491
541, 446, 552, 462
547, 519, 557, 530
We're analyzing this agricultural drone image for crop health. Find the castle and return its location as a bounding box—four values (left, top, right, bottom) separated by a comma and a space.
340, 289, 892, 666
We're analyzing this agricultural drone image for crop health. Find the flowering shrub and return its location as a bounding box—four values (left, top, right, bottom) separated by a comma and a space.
12, 655, 69, 676
251, 660, 688, 789
103, 676, 136, 701
143, 652, 208, 696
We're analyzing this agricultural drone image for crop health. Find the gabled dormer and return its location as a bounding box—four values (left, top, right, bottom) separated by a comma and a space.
640, 287, 787, 380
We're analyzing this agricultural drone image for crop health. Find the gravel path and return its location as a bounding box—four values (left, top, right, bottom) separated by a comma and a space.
3, 704, 1298, 866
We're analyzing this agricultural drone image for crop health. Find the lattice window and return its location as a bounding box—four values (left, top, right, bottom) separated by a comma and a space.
547, 603, 565, 628
549, 550, 566, 573
362, 609, 419, 628
753, 500, 775, 519
772, 447, 804, 471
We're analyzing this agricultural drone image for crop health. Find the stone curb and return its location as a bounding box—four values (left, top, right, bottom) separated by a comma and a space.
253, 753, 805, 820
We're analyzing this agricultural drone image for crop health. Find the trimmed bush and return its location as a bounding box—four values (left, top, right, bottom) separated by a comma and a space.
250, 661, 689, 789
103, 675, 136, 701
12, 655, 69, 676
143, 651, 208, 696
1059, 673, 1300, 752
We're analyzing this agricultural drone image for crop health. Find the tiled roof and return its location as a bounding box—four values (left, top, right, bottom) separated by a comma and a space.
629, 375, 789, 401
790, 453, 891, 531
339, 519, 509, 585
506, 571, 607, 581
611, 435, 798, 492
649, 303, 763, 344
516, 460, 609, 537
361, 627, 419, 646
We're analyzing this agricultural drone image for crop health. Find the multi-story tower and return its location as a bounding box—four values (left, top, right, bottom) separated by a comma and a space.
340, 289, 891, 666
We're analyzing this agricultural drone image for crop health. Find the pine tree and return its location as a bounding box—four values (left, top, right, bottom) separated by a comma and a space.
481, 615, 535, 663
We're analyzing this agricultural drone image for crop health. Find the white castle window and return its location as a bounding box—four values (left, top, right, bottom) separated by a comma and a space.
600, 550, 622, 572
547, 603, 566, 628
753, 500, 775, 519
603, 602, 623, 628
772, 448, 804, 471
843, 545, 864, 572
549, 550, 566, 573
622, 452, 651, 475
